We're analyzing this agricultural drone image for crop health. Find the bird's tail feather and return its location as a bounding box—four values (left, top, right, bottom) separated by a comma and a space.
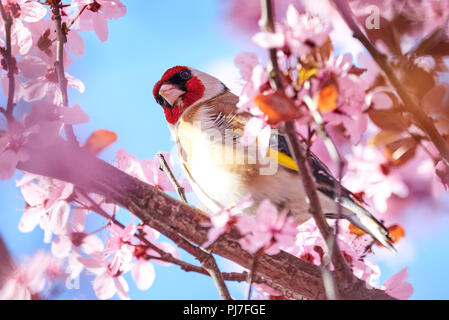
330, 197, 396, 252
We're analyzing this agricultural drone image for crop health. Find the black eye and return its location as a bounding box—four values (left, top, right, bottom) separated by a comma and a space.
157, 96, 165, 106
179, 70, 191, 80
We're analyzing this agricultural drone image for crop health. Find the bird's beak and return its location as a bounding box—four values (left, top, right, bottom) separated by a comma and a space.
159, 83, 185, 107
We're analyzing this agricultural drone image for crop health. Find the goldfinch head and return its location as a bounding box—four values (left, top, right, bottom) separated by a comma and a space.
153, 66, 226, 124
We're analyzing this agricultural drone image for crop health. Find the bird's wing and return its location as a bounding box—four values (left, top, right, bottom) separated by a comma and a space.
224, 111, 394, 251
205, 90, 394, 251
269, 133, 395, 251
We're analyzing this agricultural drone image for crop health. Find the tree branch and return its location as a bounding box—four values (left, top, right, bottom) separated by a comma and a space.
0, 1, 16, 122
50, 0, 78, 145
16, 142, 394, 300
331, 0, 449, 166
259, 0, 353, 299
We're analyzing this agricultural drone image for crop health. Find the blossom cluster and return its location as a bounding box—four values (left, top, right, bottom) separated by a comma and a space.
4, 156, 181, 300
2, 0, 447, 300
0, 0, 125, 180
221, 0, 449, 299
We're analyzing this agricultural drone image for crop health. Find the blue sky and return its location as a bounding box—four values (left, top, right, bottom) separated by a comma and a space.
0, 0, 448, 300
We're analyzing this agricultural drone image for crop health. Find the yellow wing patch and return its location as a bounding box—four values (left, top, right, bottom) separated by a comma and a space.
232, 127, 298, 172
268, 147, 298, 172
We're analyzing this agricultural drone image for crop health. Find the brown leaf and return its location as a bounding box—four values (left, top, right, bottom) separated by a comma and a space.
317, 83, 339, 113
396, 61, 436, 99
254, 91, 302, 124
422, 84, 448, 115
411, 21, 449, 58
84, 129, 118, 156
368, 108, 409, 132
348, 65, 367, 76
369, 130, 401, 147
384, 137, 418, 166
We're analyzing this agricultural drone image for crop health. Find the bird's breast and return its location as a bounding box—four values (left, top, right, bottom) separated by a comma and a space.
175, 102, 261, 212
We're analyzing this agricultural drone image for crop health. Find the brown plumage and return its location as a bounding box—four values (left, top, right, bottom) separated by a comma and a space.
154, 66, 395, 251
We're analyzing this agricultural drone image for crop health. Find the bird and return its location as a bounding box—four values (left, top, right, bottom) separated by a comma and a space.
153, 65, 395, 251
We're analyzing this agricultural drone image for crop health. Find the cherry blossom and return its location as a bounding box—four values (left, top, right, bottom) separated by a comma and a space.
51, 215, 104, 259
382, 267, 414, 300
140, 225, 179, 267
343, 145, 409, 213
252, 4, 332, 57
236, 199, 298, 255
203, 194, 253, 248
17, 174, 74, 243
131, 258, 156, 291
2, 0, 47, 23
106, 222, 136, 275
233, 52, 272, 155
22, 67, 85, 105
115, 148, 191, 193
71, 0, 127, 42
0, 121, 36, 180
78, 253, 130, 300
0, 250, 62, 300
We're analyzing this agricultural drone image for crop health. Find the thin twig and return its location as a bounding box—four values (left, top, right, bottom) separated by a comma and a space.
51, 0, 78, 145
331, 0, 449, 166
66, 5, 88, 30
302, 91, 345, 273
259, 0, 354, 298
0, 1, 16, 122
246, 249, 263, 300
157, 153, 187, 202
75, 188, 221, 281
156, 153, 232, 300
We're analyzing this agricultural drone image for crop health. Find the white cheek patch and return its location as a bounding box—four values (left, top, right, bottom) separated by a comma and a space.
189, 68, 226, 106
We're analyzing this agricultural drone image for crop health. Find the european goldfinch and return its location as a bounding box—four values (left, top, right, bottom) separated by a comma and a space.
153, 66, 395, 251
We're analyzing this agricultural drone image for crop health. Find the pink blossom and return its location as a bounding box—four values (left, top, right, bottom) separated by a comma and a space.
0, 121, 37, 180
140, 225, 179, 267
236, 199, 297, 255
26, 19, 75, 69
336, 220, 381, 284
287, 218, 325, 265
71, 0, 127, 42
252, 4, 331, 57
240, 117, 272, 158
131, 259, 155, 291
18, 174, 74, 243
93, 270, 129, 300
106, 222, 136, 275
318, 54, 370, 144
283, 4, 331, 56
234, 53, 268, 113
1, 0, 47, 23
343, 145, 409, 213
79, 253, 130, 300
115, 149, 191, 193
233, 53, 273, 155
0, 250, 61, 300
382, 267, 414, 300
0, 19, 32, 56
51, 221, 103, 259
203, 194, 253, 248
22, 68, 85, 105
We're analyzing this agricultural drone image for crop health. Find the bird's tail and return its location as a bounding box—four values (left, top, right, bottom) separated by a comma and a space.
331, 197, 396, 252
